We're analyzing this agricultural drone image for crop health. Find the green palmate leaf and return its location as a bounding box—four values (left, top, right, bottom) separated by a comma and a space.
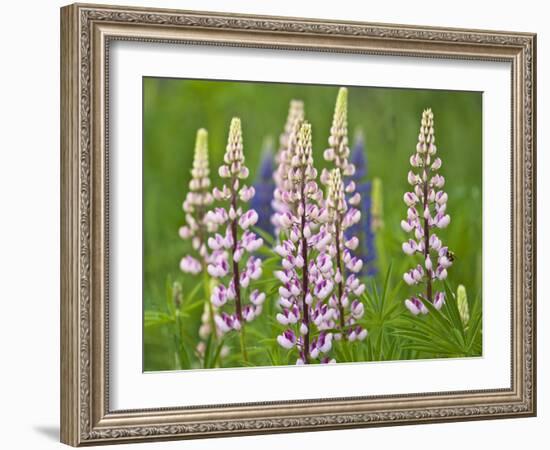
351, 342, 360, 362
382, 280, 406, 321
266, 349, 277, 366
400, 344, 458, 357
208, 338, 227, 368
392, 329, 460, 354
335, 340, 352, 362
244, 327, 269, 340
202, 334, 214, 369
263, 255, 280, 265
380, 262, 393, 315
442, 281, 466, 339
465, 296, 483, 354
165, 275, 175, 315
370, 279, 382, 313
385, 335, 400, 360
244, 346, 271, 356
358, 343, 368, 362
239, 360, 258, 368
144, 310, 175, 328
393, 311, 466, 356
468, 292, 482, 327
252, 226, 275, 246
265, 283, 280, 297
418, 296, 464, 348
361, 290, 377, 316
365, 336, 374, 361
252, 277, 279, 288
393, 324, 462, 353
400, 313, 461, 349
256, 246, 278, 258
177, 338, 192, 369
376, 328, 386, 361
181, 281, 207, 314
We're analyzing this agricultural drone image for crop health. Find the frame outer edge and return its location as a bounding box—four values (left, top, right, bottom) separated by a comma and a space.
61, 3, 81, 447
528, 33, 536, 416
61, 2, 537, 445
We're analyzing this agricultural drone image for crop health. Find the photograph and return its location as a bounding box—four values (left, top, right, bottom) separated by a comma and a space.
142, 78, 483, 371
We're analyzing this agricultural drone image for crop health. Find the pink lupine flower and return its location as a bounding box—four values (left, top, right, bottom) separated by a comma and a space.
179, 255, 202, 275
401, 109, 453, 314
347, 325, 368, 342
433, 291, 445, 310
277, 329, 297, 349
249, 289, 265, 306
274, 122, 338, 364
204, 118, 264, 351
404, 297, 429, 315
179, 129, 215, 274
320, 88, 368, 344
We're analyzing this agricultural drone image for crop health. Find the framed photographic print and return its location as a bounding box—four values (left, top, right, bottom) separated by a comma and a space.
60, 3, 537, 446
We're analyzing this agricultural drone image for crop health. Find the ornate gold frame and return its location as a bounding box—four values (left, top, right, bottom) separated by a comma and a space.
60, 3, 536, 446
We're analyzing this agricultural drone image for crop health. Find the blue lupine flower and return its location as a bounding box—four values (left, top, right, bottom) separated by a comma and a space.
346, 134, 377, 276
251, 139, 275, 237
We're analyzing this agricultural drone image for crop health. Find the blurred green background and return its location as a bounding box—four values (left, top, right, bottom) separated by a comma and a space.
143, 77, 482, 371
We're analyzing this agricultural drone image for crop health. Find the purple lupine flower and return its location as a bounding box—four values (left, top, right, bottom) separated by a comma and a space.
205, 118, 265, 339
274, 122, 337, 364
321, 88, 368, 342
250, 139, 276, 236
345, 134, 377, 276
178, 129, 215, 274
402, 109, 453, 313
272, 100, 305, 235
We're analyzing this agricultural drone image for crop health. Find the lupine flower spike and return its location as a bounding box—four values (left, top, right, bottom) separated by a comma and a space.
326, 169, 368, 342
179, 129, 214, 274
205, 118, 265, 359
272, 100, 305, 234
251, 137, 276, 237
321, 88, 355, 183
274, 122, 336, 364
322, 88, 367, 342
402, 109, 453, 315
345, 133, 377, 276
177, 129, 222, 357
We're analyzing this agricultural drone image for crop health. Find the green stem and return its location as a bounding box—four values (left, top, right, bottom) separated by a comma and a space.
240, 325, 248, 363
334, 219, 346, 334
422, 166, 433, 304
175, 311, 183, 369
202, 270, 216, 343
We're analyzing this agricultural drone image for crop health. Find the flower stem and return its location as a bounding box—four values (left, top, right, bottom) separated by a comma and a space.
334, 220, 346, 333
230, 185, 243, 323
239, 323, 248, 363
299, 182, 310, 364
423, 171, 433, 303
230, 179, 247, 362
175, 310, 183, 369
202, 270, 216, 345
